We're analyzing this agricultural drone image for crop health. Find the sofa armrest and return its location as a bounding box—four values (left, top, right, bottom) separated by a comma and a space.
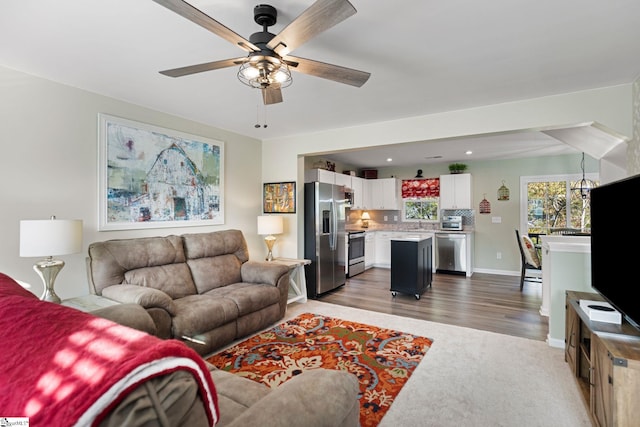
225, 369, 360, 427
101, 285, 176, 314
241, 261, 289, 286
92, 303, 158, 336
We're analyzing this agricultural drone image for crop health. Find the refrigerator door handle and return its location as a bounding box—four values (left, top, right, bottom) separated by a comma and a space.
329, 201, 336, 250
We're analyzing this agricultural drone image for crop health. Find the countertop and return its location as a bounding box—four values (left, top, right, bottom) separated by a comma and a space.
390, 235, 432, 242
346, 228, 473, 234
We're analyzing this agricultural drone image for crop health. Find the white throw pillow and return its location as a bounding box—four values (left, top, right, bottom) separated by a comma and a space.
521, 235, 541, 268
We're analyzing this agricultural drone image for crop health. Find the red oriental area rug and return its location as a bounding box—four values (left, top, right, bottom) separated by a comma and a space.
206, 313, 433, 426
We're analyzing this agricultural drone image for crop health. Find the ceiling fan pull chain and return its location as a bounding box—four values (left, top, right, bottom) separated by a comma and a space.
254, 103, 268, 128
263, 104, 268, 128
255, 104, 261, 128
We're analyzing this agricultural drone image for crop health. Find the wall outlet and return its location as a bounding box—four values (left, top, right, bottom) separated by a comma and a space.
384, 216, 388, 221
393, 215, 398, 221
497, 252, 502, 259
492, 216, 502, 223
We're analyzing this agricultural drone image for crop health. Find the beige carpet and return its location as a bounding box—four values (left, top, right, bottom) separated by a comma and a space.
285, 300, 591, 427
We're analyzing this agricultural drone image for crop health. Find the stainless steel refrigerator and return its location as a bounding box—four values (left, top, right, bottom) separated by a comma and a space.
304, 181, 347, 298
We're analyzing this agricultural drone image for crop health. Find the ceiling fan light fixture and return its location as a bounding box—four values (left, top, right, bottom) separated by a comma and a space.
238, 56, 292, 89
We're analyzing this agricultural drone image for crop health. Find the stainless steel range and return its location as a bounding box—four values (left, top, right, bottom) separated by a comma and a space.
347, 231, 365, 277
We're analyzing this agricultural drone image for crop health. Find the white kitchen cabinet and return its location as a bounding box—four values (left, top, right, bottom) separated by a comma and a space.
334, 172, 352, 189
374, 231, 393, 268
362, 179, 373, 209
365, 231, 376, 269
366, 178, 399, 210
439, 173, 472, 209
351, 176, 364, 209
305, 168, 335, 184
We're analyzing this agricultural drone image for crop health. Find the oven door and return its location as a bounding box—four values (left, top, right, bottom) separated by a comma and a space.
348, 233, 366, 277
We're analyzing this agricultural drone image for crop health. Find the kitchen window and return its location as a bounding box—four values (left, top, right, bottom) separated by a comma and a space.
403, 198, 439, 222
401, 178, 440, 222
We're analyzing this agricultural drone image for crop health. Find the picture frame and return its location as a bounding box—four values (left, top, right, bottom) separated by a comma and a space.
263, 181, 296, 214
98, 113, 224, 231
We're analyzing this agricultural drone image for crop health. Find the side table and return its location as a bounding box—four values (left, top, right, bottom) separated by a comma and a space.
61, 294, 120, 312
271, 258, 311, 304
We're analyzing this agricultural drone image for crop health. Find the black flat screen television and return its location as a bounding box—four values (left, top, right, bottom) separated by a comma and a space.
590, 173, 640, 330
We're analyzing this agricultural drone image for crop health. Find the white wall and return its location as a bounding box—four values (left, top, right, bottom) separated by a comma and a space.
2, 64, 636, 299
0, 66, 264, 299
262, 84, 634, 259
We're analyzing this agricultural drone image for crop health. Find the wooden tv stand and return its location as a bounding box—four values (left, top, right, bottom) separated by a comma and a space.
565, 291, 640, 426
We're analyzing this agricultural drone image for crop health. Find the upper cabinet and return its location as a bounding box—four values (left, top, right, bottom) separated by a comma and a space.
334, 173, 352, 189
366, 178, 399, 210
305, 169, 354, 190
305, 170, 399, 211
305, 168, 336, 184
351, 176, 365, 209
439, 173, 472, 209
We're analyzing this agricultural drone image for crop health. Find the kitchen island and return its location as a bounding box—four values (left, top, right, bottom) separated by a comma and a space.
390, 235, 433, 299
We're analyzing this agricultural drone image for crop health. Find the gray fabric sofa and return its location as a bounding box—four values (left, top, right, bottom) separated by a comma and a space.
87, 229, 291, 356
1, 272, 361, 427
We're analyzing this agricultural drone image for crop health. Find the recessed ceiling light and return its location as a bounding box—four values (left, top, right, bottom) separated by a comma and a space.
386, 158, 393, 162
465, 150, 472, 155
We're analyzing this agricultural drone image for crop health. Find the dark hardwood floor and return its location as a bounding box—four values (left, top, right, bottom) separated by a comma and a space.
316, 268, 548, 341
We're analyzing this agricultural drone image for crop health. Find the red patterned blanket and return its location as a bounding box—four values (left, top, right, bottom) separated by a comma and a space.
0, 273, 219, 426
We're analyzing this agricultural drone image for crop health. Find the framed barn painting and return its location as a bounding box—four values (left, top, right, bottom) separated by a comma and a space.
98, 114, 224, 231
263, 181, 296, 213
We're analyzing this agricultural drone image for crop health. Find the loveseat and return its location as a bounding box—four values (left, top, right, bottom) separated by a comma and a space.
87, 229, 291, 356
0, 272, 361, 427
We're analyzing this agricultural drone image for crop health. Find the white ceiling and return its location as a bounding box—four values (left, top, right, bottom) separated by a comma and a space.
1, 0, 639, 167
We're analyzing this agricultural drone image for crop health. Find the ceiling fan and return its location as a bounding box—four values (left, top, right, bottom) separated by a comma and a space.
152, 0, 371, 105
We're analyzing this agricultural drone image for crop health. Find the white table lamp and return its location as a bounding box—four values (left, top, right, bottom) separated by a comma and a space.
361, 211, 371, 228
20, 216, 83, 303
257, 215, 283, 261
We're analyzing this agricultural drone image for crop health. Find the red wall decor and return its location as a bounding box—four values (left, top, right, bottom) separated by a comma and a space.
401, 178, 440, 198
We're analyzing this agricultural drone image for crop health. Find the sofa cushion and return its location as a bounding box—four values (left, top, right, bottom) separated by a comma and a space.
204, 283, 282, 316
182, 230, 249, 262
183, 230, 249, 293
124, 263, 197, 298
188, 255, 243, 294
171, 295, 239, 338
88, 235, 188, 295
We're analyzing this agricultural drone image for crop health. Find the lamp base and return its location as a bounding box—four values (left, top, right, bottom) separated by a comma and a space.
33, 257, 64, 303
264, 236, 277, 262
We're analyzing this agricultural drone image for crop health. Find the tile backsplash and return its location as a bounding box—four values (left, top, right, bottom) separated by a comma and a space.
347, 208, 475, 230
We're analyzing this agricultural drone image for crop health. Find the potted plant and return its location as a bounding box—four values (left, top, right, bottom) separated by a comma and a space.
448, 163, 467, 174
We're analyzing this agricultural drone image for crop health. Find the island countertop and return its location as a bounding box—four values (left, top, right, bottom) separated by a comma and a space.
390, 235, 433, 242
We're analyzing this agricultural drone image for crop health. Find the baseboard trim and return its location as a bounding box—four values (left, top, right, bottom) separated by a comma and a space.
472, 268, 519, 276
547, 335, 565, 349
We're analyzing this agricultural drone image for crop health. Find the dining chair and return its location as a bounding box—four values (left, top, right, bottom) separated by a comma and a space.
515, 229, 542, 291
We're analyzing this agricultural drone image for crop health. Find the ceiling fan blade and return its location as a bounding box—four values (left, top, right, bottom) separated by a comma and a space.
285, 55, 370, 87
160, 57, 245, 77
262, 86, 283, 105
267, 0, 356, 56
152, 0, 259, 52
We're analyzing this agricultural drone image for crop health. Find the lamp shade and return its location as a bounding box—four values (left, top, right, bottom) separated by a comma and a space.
361, 211, 371, 220
257, 215, 283, 236
20, 218, 83, 257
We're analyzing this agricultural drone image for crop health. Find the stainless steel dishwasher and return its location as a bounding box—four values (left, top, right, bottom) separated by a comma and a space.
435, 233, 467, 274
